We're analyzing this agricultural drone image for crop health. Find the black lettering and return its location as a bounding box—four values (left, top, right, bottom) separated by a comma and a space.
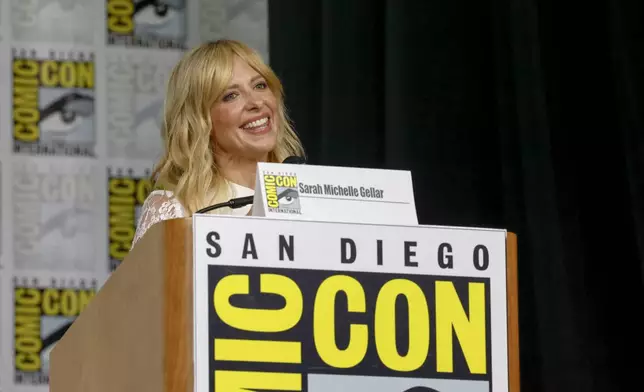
438, 242, 453, 269
377, 239, 383, 266
242, 233, 258, 259
404, 241, 417, 267
341, 238, 356, 264
473, 244, 489, 270
279, 234, 294, 261
206, 231, 221, 258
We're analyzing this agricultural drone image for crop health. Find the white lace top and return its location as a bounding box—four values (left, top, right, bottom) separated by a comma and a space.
132, 182, 254, 247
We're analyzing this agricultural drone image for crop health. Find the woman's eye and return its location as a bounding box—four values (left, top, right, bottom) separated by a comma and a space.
223, 92, 237, 101
255, 82, 267, 89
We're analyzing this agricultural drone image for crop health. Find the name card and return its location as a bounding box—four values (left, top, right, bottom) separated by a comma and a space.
252, 162, 418, 225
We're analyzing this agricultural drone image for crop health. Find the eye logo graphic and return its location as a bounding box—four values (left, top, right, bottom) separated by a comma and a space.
263, 172, 301, 214
106, 0, 187, 49
11, 47, 96, 156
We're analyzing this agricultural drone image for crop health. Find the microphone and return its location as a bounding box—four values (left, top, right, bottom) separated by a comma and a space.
282, 155, 306, 164
195, 156, 306, 214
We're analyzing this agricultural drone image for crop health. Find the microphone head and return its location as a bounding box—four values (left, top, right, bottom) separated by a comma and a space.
282, 156, 306, 164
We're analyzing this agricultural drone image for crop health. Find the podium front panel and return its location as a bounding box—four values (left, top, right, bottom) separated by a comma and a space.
193, 215, 510, 392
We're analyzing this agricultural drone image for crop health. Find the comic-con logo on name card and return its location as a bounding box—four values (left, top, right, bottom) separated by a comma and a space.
106, 0, 187, 49
9, 0, 95, 45
263, 172, 301, 214
13, 276, 97, 385
11, 47, 96, 157
12, 159, 96, 272
207, 265, 491, 392
106, 51, 182, 160
107, 166, 155, 271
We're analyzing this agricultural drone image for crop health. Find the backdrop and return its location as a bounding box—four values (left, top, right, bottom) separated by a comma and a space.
0, 0, 269, 390
267, 1, 644, 392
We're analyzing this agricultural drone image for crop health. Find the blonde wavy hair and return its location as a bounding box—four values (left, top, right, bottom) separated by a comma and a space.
151, 40, 305, 215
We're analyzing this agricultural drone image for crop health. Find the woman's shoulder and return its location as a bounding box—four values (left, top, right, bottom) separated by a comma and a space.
140, 189, 187, 219
133, 189, 187, 246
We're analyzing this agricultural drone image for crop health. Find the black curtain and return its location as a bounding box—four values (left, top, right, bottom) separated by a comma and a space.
268, 0, 644, 391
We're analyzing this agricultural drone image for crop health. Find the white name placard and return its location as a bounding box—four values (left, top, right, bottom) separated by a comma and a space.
193, 214, 510, 392
252, 162, 418, 225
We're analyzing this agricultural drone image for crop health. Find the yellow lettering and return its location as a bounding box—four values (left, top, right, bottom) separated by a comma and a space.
77, 290, 94, 311
107, 0, 134, 34
109, 178, 136, 259
436, 281, 486, 374
214, 370, 301, 391
13, 122, 39, 140
314, 275, 368, 368
107, 0, 134, 15
58, 62, 76, 88
16, 352, 40, 371
110, 237, 132, 258
14, 315, 40, 336
13, 123, 39, 141
42, 289, 60, 315
214, 274, 302, 333
264, 175, 279, 208
110, 225, 134, 241
136, 178, 152, 204
13, 60, 39, 77
109, 204, 134, 226
275, 176, 297, 188
40, 61, 94, 89
15, 288, 41, 305
110, 178, 134, 194
12, 60, 40, 142
375, 279, 429, 372
214, 339, 301, 364
42, 289, 95, 317
76, 62, 94, 88
15, 335, 41, 353
13, 86, 38, 106
14, 288, 42, 372
40, 61, 58, 86
60, 289, 78, 316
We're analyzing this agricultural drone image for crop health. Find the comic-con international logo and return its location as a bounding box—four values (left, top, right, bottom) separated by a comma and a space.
108, 167, 154, 271
13, 277, 97, 385
11, 47, 95, 156
106, 0, 186, 49
263, 172, 301, 214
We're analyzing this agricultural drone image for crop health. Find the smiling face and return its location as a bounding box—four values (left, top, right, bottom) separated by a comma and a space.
210, 56, 278, 162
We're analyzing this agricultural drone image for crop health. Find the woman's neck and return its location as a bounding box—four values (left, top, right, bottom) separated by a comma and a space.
215, 154, 265, 190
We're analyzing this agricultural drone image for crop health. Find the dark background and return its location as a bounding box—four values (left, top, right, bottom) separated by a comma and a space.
268, 1, 644, 391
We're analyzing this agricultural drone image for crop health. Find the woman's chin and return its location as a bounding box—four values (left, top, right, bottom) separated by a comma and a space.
242, 136, 277, 158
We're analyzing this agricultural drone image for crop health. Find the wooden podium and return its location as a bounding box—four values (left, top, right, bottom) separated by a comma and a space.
50, 216, 520, 392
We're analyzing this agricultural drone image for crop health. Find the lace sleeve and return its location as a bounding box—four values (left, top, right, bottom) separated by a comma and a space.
132, 190, 187, 247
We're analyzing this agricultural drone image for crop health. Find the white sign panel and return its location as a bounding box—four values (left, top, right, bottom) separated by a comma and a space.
193, 214, 509, 392
252, 162, 418, 225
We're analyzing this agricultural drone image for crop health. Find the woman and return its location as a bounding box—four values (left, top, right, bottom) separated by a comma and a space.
132, 39, 305, 246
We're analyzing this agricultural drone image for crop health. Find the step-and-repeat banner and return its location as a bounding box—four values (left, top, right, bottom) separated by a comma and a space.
0, 1, 269, 390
